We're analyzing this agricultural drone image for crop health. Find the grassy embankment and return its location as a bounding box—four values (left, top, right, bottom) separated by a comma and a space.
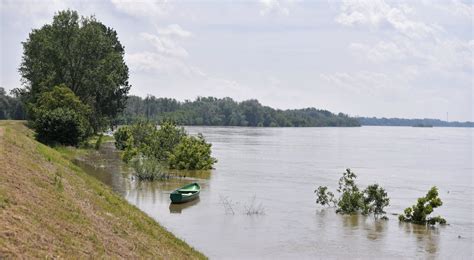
0, 121, 205, 259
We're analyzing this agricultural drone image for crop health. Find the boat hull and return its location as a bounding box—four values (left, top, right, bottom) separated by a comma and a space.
170, 183, 201, 204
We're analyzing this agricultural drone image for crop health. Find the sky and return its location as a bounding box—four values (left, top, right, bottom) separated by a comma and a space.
1, 0, 473, 121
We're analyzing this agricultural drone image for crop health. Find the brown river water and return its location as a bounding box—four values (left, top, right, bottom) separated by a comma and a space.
75, 126, 473, 259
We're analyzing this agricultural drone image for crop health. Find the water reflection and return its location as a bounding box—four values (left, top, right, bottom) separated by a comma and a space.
400, 222, 440, 256
169, 198, 201, 214
339, 213, 389, 241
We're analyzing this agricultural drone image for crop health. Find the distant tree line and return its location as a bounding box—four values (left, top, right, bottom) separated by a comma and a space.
0, 87, 26, 120
117, 95, 361, 127
358, 117, 473, 127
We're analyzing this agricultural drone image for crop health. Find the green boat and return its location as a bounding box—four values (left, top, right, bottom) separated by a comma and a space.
170, 183, 200, 204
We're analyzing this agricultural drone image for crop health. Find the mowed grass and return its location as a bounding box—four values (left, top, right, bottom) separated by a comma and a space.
0, 121, 206, 259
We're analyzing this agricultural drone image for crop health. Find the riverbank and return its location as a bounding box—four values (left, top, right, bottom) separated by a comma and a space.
0, 121, 205, 259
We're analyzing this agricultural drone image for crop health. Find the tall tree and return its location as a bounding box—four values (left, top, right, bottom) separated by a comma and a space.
19, 10, 130, 131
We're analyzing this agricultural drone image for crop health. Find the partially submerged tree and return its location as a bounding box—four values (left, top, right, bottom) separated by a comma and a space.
399, 186, 446, 225
314, 186, 336, 207
315, 169, 390, 218
19, 10, 130, 132
336, 168, 365, 214
114, 120, 217, 172
362, 184, 390, 218
168, 134, 217, 170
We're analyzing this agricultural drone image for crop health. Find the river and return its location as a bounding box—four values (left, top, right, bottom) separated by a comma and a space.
76, 126, 473, 259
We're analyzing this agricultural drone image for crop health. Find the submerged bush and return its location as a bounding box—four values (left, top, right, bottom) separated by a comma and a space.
336, 169, 365, 214
314, 186, 336, 207
131, 157, 168, 181
399, 186, 446, 225
114, 127, 132, 150
315, 169, 389, 218
167, 134, 217, 170
362, 184, 390, 218
115, 120, 217, 174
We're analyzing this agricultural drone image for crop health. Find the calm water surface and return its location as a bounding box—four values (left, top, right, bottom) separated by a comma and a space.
77, 126, 473, 259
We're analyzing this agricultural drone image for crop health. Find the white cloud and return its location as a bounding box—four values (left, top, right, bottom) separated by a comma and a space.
338, 0, 472, 93
125, 51, 203, 77
0, 0, 70, 27
140, 32, 189, 58
110, 0, 170, 18
319, 71, 402, 94
430, 0, 474, 19
259, 0, 290, 16
127, 24, 193, 75
336, 0, 439, 39
156, 24, 192, 38
350, 41, 406, 62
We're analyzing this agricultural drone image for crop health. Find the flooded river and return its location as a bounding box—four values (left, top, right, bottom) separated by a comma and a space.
76, 126, 473, 259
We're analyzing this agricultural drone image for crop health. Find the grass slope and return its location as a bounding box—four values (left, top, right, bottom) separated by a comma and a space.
0, 121, 205, 259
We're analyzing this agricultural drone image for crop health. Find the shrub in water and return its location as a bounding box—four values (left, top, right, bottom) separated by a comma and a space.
362, 184, 390, 218
399, 186, 446, 225
114, 126, 132, 150
167, 134, 217, 170
116, 120, 217, 171
131, 157, 168, 181
314, 186, 336, 207
315, 169, 390, 218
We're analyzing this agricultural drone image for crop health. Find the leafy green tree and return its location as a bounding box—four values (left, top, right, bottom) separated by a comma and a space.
113, 126, 132, 150
18, 10, 130, 132
315, 169, 390, 218
167, 134, 217, 170
32, 85, 91, 145
399, 186, 446, 225
115, 120, 216, 171
0, 87, 9, 119
336, 169, 364, 214
362, 184, 390, 218
314, 186, 336, 207
35, 108, 87, 145
149, 121, 186, 161
0, 87, 26, 120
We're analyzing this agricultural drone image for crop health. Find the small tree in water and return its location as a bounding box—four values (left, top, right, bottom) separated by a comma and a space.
315, 169, 390, 218
399, 186, 446, 225
362, 184, 390, 218
336, 169, 365, 214
314, 186, 336, 207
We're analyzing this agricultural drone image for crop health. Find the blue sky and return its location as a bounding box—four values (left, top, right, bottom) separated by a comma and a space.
1, 0, 473, 121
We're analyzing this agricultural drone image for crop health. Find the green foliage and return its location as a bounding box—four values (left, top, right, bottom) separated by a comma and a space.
0, 87, 26, 120
94, 134, 103, 150
116, 120, 216, 172
336, 169, 364, 214
168, 134, 218, 170
35, 107, 88, 145
399, 186, 446, 225
32, 85, 91, 145
18, 10, 130, 132
315, 169, 390, 218
113, 127, 132, 150
362, 184, 390, 217
148, 121, 186, 161
131, 157, 168, 181
117, 95, 360, 127
314, 186, 336, 207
